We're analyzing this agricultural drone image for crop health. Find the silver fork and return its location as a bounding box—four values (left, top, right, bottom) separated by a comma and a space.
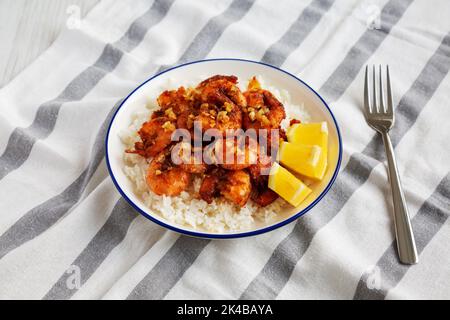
364, 65, 418, 265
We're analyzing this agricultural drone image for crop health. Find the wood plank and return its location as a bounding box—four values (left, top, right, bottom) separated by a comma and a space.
0, 0, 99, 88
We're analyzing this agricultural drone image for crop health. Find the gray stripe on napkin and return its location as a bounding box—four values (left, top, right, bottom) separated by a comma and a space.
39, 0, 256, 299
0, 100, 122, 260
0, 0, 175, 181
43, 198, 137, 300
262, 0, 334, 66
353, 173, 450, 300
0, 0, 176, 260
127, 236, 210, 300
240, 28, 450, 300
157, 0, 256, 73
319, 0, 414, 102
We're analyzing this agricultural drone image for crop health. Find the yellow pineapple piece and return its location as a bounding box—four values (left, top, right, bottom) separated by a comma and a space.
268, 162, 312, 207
284, 122, 328, 180
286, 121, 328, 149
278, 141, 327, 180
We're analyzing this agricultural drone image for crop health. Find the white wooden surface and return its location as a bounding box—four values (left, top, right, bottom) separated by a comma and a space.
0, 0, 99, 88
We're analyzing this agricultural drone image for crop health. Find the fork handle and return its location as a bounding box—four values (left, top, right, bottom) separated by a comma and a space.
381, 131, 419, 264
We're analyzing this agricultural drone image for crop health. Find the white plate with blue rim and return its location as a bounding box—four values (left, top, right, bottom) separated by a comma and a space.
105, 58, 342, 239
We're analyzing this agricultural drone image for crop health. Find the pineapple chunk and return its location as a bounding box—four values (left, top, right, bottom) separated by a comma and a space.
284, 122, 328, 180
286, 121, 328, 148
278, 141, 327, 180
268, 162, 312, 207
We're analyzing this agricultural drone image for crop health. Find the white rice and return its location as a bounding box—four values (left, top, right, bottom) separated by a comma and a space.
120, 76, 310, 233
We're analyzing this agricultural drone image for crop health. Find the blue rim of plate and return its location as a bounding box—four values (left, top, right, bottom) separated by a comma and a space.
105, 58, 342, 239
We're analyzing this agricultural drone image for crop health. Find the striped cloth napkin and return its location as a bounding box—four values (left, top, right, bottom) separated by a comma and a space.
0, 0, 449, 300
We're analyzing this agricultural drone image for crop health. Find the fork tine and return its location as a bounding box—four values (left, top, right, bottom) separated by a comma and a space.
379, 65, 385, 112
364, 65, 371, 115
372, 65, 377, 112
386, 65, 393, 115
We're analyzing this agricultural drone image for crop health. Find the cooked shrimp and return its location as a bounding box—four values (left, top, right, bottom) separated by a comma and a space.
175, 110, 195, 131
193, 75, 245, 133
215, 135, 258, 170
242, 77, 286, 130
157, 87, 191, 114
179, 159, 208, 174
156, 87, 199, 133
220, 170, 251, 207
173, 143, 208, 174
199, 167, 222, 204
248, 152, 272, 179
199, 168, 251, 207
127, 117, 175, 158
158, 86, 204, 132
146, 149, 191, 196
251, 188, 278, 207
197, 75, 247, 107
194, 102, 242, 133
248, 152, 279, 207
197, 75, 238, 87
